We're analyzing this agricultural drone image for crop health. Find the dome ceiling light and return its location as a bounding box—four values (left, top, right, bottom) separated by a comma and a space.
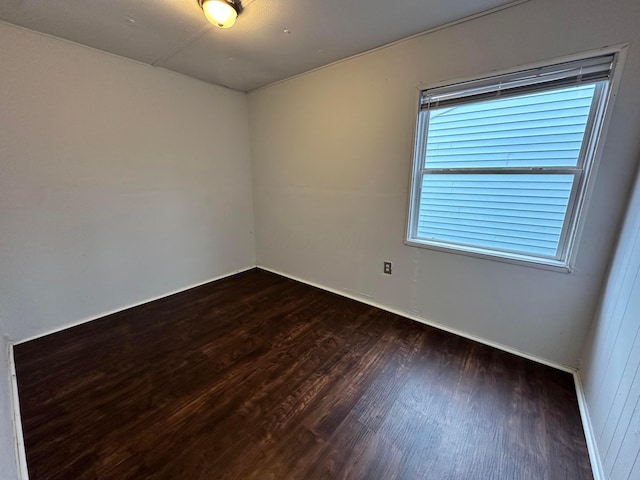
198, 0, 242, 29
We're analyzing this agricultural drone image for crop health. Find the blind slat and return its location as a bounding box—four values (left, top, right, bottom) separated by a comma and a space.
420, 53, 613, 109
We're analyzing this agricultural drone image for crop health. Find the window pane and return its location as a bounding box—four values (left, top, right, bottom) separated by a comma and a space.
417, 174, 574, 257
424, 84, 597, 169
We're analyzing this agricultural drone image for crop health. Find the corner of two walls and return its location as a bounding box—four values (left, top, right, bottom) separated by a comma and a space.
0, 21, 257, 345
246, 0, 640, 369
576, 164, 640, 480
0, 22, 258, 478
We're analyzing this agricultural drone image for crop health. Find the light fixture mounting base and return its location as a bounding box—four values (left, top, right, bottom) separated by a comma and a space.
197, 0, 243, 15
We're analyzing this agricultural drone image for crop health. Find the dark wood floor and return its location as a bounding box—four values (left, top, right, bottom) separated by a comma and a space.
15, 268, 592, 480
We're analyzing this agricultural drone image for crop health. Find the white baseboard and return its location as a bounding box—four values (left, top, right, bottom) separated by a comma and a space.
262, 265, 606, 478
257, 265, 576, 374
14, 266, 256, 346
9, 263, 598, 480
7, 343, 29, 480
574, 372, 606, 480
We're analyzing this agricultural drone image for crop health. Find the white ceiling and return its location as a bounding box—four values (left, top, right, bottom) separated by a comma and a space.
0, 0, 521, 91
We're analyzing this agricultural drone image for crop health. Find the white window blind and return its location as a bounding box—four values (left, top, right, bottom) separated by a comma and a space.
420, 54, 614, 109
407, 53, 616, 268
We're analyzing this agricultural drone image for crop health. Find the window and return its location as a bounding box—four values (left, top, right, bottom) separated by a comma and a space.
406, 53, 617, 270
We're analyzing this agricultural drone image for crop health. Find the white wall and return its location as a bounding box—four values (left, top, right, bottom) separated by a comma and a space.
580, 168, 640, 479
248, 0, 640, 368
0, 22, 256, 479
0, 22, 256, 343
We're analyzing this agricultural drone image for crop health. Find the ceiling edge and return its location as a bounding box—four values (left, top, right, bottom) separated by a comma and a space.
0, 19, 245, 94
247, 0, 532, 94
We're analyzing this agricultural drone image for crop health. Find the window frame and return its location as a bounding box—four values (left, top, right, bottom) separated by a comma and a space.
405, 47, 626, 272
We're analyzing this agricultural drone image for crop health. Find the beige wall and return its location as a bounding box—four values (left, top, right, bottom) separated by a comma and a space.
0, 22, 257, 478
248, 0, 640, 368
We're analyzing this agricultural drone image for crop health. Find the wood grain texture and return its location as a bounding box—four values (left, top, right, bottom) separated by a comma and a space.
14, 268, 593, 480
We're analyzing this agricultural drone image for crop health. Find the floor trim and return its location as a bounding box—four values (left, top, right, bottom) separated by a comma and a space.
7, 342, 29, 480
14, 266, 256, 346
574, 372, 606, 480
258, 266, 576, 374
9, 264, 597, 479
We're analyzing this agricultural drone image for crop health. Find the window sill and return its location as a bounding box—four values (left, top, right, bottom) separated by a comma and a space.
404, 238, 573, 273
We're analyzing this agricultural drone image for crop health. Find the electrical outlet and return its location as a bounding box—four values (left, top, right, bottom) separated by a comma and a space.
384, 261, 392, 274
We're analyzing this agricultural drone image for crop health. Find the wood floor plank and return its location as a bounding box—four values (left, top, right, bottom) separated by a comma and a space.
301, 414, 377, 480
14, 268, 592, 479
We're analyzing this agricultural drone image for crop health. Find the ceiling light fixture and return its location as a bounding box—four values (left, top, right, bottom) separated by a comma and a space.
198, 0, 241, 29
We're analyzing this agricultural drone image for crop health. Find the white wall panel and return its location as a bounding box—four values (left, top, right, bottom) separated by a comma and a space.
581, 170, 640, 480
